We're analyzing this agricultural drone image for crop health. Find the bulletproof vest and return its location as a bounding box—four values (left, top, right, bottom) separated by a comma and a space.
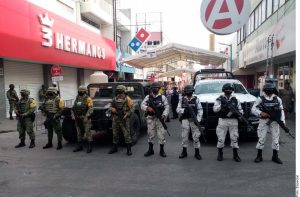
260, 96, 280, 119
148, 95, 164, 116
44, 97, 58, 114
18, 99, 28, 114
74, 95, 88, 115
219, 96, 239, 119
181, 96, 198, 119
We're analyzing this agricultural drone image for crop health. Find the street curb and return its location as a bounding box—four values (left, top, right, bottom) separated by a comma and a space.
0, 130, 16, 134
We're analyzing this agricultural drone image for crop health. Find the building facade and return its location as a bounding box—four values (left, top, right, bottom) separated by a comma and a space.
232, 0, 295, 91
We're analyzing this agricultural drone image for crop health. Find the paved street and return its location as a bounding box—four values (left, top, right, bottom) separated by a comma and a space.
0, 116, 295, 197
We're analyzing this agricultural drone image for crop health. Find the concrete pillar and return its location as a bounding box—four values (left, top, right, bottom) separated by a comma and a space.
0, 58, 6, 118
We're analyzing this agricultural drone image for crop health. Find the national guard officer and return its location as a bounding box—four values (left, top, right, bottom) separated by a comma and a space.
171, 86, 179, 119
176, 85, 203, 160
141, 82, 169, 157
213, 83, 243, 162
108, 85, 134, 156
6, 84, 19, 120
252, 83, 285, 164
72, 85, 94, 153
40, 87, 64, 150
15, 89, 37, 148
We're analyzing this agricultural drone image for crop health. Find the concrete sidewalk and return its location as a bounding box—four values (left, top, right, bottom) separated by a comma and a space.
0, 118, 17, 133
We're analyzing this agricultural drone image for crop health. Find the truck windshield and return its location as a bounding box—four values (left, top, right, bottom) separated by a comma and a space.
194, 82, 248, 94
89, 86, 113, 98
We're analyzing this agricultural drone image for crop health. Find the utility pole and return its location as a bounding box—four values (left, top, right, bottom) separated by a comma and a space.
265, 34, 277, 88
219, 42, 232, 72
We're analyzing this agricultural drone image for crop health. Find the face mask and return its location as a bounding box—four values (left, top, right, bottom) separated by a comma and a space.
47, 93, 54, 97
21, 93, 26, 98
224, 90, 232, 95
78, 92, 85, 96
264, 90, 273, 95
186, 92, 193, 97
116, 90, 124, 95
152, 88, 159, 94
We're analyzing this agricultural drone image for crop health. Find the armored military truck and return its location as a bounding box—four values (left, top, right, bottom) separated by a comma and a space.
62, 82, 150, 144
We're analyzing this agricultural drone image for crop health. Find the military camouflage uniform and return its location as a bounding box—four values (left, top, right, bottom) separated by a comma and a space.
41, 87, 64, 150
73, 86, 94, 153
6, 84, 19, 120
38, 85, 47, 103
15, 89, 36, 148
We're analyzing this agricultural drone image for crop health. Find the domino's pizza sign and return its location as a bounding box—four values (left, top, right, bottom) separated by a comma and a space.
200, 0, 250, 35
128, 28, 150, 52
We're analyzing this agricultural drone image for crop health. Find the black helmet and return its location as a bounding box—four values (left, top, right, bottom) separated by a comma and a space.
222, 83, 234, 92
263, 83, 276, 94
151, 82, 161, 89
183, 85, 194, 93
9, 84, 15, 89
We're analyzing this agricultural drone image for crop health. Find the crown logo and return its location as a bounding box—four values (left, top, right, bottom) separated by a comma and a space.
39, 13, 54, 27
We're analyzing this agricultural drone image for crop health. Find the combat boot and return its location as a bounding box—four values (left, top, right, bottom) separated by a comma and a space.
194, 148, 202, 160
144, 142, 154, 157
43, 141, 53, 149
126, 143, 132, 156
217, 148, 223, 161
254, 149, 263, 163
15, 140, 25, 148
9, 113, 13, 120
159, 144, 167, 157
108, 144, 118, 154
73, 143, 83, 152
179, 147, 187, 159
29, 139, 35, 149
86, 142, 93, 154
272, 149, 283, 164
233, 148, 241, 162
56, 141, 62, 150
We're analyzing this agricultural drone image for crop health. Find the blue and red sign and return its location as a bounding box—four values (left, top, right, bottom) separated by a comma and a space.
128, 28, 150, 52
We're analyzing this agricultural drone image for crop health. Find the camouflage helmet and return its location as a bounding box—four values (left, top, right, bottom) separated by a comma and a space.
151, 82, 161, 89
20, 89, 30, 96
78, 85, 88, 92
116, 85, 126, 92
9, 84, 15, 89
183, 84, 194, 93
47, 87, 58, 94
222, 83, 234, 92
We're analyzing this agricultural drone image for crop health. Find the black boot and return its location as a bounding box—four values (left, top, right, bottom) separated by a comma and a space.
57, 141, 62, 150
108, 144, 118, 154
272, 149, 283, 164
43, 141, 53, 149
233, 148, 241, 162
15, 140, 25, 148
159, 144, 167, 157
86, 142, 92, 154
29, 139, 35, 149
144, 142, 154, 157
254, 149, 263, 163
73, 143, 83, 152
126, 143, 132, 156
9, 113, 13, 120
217, 148, 223, 161
179, 147, 187, 159
194, 148, 202, 160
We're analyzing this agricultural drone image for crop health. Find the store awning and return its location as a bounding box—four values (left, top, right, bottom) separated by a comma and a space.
159, 68, 196, 77
122, 43, 227, 69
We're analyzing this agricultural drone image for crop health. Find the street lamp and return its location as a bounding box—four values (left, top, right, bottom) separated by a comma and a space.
219, 42, 232, 72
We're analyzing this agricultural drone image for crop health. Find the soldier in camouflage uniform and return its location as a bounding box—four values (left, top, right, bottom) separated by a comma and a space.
108, 85, 134, 156
73, 85, 94, 153
38, 85, 47, 103
6, 84, 19, 120
40, 87, 64, 150
15, 89, 37, 148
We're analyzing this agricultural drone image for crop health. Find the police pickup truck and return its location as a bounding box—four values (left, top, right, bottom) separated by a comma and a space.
193, 69, 259, 138
62, 82, 150, 144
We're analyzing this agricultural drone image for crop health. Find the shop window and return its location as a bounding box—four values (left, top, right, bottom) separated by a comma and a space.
273, 0, 279, 12
153, 41, 160, 45
277, 65, 291, 90
261, 0, 266, 22
255, 9, 259, 29
247, 18, 251, 36
267, 0, 273, 18
250, 13, 254, 33
258, 4, 262, 26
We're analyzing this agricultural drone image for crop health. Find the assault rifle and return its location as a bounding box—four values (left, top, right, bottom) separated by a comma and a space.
258, 104, 295, 139
148, 96, 170, 136
218, 96, 255, 132
182, 98, 207, 143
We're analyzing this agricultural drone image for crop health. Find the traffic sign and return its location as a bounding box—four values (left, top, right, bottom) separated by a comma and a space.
200, 0, 250, 35
52, 76, 63, 82
51, 65, 62, 77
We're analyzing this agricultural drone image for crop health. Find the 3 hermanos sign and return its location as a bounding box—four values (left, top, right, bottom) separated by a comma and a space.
200, 0, 250, 35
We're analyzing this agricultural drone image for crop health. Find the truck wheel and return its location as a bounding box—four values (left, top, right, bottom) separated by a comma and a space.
129, 113, 141, 145
62, 118, 77, 143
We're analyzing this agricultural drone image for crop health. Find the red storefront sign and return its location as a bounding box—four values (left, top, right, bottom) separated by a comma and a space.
51, 65, 62, 77
0, 0, 116, 70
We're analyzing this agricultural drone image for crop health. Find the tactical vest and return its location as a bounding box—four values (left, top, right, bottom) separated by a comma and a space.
219, 96, 239, 119
260, 96, 280, 119
18, 99, 28, 114
147, 95, 164, 116
112, 96, 130, 113
181, 96, 198, 119
74, 95, 88, 116
44, 97, 59, 114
